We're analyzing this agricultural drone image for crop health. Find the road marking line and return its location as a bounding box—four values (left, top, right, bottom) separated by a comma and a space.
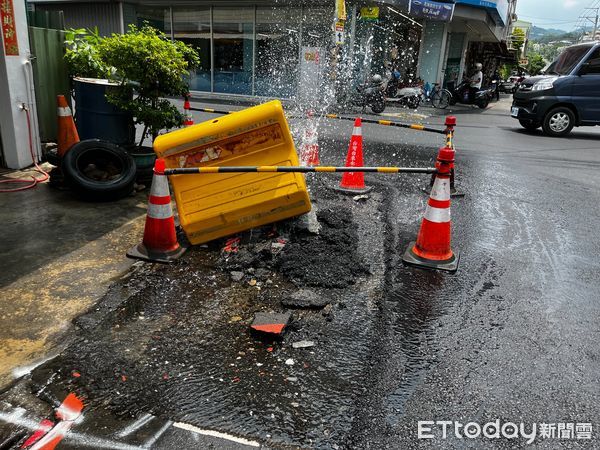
116, 413, 155, 438
142, 420, 172, 449
173, 422, 260, 447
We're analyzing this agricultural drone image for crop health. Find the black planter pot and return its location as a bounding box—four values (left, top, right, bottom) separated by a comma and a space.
73, 77, 136, 147
129, 146, 157, 185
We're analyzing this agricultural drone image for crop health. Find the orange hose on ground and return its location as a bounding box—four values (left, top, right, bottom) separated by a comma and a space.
0, 107, 49, 193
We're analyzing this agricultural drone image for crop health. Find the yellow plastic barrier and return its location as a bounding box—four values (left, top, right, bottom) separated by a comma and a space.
153, 100, 312, 245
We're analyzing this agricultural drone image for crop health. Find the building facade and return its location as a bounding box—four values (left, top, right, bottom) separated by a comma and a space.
29, 0, 516, 99
417, 0, 517, 88
511, 19, 532, 63
29, 0, 426, 100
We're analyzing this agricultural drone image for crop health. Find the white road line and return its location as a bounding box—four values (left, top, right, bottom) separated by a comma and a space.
116, 413, 155, 438
173, 422, 261, 447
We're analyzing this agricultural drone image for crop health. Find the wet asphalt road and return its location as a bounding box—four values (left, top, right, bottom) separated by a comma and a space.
2, 97, 600, 449
343, 98, 600, 449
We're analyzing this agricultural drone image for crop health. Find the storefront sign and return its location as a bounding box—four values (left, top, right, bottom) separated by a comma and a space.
455, 0, 509, 25
1, 0, 19, 55
409, 0, 455, 22
336, 0, 347, 21
298, 47, 324, 107
359, 7, 379, 21
335, 21, 345, 45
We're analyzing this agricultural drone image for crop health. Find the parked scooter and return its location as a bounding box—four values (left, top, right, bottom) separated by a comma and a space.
394, 86, 422, 109
385, 70, 402, 98
448, 79, 490, 109
384, 71, 421, 108
350, 74, 386, 114
489, 79, 500, 101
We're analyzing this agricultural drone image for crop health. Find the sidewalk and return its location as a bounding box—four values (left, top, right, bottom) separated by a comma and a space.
0, 165, 147, 390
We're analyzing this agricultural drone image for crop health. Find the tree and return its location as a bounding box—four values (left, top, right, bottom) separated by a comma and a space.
527, 53, 546, 75
511, 28, 526, 51
98, 25, 200, 146
499, 63, 515, 80
64, 25, 200, 147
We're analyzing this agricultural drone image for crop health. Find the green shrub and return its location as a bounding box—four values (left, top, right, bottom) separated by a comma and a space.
64, 28, 111, 78
64, 25, 200, 146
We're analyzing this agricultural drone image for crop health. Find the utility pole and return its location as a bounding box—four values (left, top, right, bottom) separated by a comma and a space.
578, 7, 600, 42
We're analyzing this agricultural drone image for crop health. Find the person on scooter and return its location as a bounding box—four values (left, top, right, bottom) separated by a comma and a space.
491, 70, 501, 101
469, 63, 483, 103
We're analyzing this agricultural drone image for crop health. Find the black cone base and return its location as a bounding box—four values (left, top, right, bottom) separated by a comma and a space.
402, 242, 459, 273
126, 242, 188, 264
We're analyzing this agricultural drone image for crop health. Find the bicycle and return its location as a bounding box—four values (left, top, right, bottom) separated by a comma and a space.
422, 83, 452, 109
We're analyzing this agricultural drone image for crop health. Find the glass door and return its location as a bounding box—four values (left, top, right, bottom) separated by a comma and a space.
255, 7, 301, 98
173, 7, 211, 92
213, 7, 254, 95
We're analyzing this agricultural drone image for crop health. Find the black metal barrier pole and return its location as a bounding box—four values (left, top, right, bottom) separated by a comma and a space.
442, 116, 460, 196
322, 114, 446, 135
186, 106, 447, 136
164, 166, 438, 175
187, 107, 235, 115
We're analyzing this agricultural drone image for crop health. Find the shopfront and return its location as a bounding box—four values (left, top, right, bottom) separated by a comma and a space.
352, 3, 423, 86
133, 4, 334, 98
416, 0, 513, 87
31, 0, 424, 101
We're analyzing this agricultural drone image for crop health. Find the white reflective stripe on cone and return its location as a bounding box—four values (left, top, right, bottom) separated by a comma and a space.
352, 126, 362, 136
150, 174, 170, 197
430, 177, 451, 201
424, 205, 451, 223
147, 203, 174, 220
57, 107, 72, 117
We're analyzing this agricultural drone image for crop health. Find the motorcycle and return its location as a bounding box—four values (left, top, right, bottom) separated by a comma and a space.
350, 75, 386, 114
448, 79, 490, 109
384, 71, 421, 109
393, 86, 422, 109
385, 70, 400, 97
489, 79, 500, 101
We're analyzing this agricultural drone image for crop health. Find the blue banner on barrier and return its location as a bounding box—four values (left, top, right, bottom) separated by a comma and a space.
409, 0, 455, 22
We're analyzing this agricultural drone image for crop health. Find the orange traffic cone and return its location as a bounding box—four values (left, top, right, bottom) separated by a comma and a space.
338, 118, 371, 194
127, 159, 187, 263
57, 95, 79, 157
300, 111, 320, 166
403, 146, 459, 272
183, 94, 194, 126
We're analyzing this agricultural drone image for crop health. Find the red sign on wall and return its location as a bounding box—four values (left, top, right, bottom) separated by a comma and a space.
1, 0, 19, 55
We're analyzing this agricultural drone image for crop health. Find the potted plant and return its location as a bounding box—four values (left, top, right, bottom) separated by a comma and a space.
64, 28, 137, 148
64, 25, 200, 183
98, 25, 199, 146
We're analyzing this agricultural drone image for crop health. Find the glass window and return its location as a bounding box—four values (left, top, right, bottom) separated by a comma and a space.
255, 7, 301, 98
546, 45, 593, 76
583, 48, 600, 74
301, 7, 332, 48
173, 7, 211, 92
297, 6, 334, 104
135, 6, 171, 35
213, 7, 254, 95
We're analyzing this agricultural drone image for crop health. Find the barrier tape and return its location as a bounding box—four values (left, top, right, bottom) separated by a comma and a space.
186, 106, 447, 135
164, 166, 438, 175
323, 113, 446, 135
188, 107, 236, 115
445, 131, 454, 149
446, 131, 454, 150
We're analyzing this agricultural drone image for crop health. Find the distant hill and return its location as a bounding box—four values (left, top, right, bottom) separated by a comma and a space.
529, 26, 570, 41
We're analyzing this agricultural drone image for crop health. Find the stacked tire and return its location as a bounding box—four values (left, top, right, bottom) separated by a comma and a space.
62, 139, 136, 201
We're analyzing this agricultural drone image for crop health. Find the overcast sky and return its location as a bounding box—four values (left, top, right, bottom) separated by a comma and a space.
516, 0, 587, 31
